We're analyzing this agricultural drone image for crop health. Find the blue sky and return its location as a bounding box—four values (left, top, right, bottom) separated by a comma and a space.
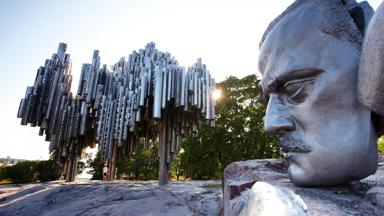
0, 0, 382, 160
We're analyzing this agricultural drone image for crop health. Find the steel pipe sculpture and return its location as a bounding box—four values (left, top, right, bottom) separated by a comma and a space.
17, 42, 216, 184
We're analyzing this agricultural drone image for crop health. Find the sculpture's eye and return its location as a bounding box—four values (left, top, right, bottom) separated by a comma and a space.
284, 79, 314, 103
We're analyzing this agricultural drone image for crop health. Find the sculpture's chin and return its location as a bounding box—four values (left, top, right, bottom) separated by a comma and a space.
287, 163, 332, 187
286, 163, 311, 187
287, 156, 379, 187
285, 153, 317, 187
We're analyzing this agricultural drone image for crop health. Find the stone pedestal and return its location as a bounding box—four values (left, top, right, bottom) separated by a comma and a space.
223, 159, 384, 216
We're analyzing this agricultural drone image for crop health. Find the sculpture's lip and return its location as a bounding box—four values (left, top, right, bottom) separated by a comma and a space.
280, 146, 312, 153
279, 135, 313, 154
283, 152, 302, 162
280, 142, 312, 163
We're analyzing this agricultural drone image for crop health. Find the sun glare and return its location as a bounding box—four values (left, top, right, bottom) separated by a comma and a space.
212, 89, 222, 100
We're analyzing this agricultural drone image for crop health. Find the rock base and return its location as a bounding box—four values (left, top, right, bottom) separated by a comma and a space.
223, 159, 384, 216
0, 180, 222, 216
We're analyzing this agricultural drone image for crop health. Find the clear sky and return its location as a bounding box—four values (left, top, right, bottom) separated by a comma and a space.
0, 0, 382, 160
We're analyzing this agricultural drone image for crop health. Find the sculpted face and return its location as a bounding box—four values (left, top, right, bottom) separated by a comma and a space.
259, 2, 378, 186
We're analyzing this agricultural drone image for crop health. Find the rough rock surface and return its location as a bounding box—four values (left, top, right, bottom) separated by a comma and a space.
0, 180, 222, 216
239, 181, 307, 216
223, 159, 384, 216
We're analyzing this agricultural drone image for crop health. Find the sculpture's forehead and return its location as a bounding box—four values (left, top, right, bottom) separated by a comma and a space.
259, 3, 324, 83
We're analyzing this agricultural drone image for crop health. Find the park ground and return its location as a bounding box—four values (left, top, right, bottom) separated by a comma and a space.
0, 180, 222, 216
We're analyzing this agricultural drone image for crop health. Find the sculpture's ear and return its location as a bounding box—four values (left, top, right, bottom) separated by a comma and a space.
358, 2, 384, 136
343, 0, 374, 35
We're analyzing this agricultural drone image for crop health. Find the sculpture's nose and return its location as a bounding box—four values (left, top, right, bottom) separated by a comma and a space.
264, 94, 296, 135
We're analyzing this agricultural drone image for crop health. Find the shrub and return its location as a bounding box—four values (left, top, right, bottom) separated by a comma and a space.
379, 136, 384, 154
0, 165, 8, 180
36, 160, 62, 182
6, 161, 38, 184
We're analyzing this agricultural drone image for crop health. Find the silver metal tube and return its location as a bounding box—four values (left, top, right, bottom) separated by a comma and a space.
153, 66, 162, 118
162, 67, 167, 109
180, 70, 186, 107
140, 74, 146, 106
17, 42, 218, 184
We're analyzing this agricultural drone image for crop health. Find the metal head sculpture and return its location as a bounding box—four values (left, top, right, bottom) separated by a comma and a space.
258, 0, 383, 186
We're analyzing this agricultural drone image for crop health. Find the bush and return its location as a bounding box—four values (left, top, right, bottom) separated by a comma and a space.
36, 160, 62, 182
6, 161, 38, 184
0, 165, 8, 180
379, 136, 384, 154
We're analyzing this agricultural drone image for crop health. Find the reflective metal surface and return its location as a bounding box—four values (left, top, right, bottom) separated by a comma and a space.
17, 42, 216, 183
259, 0, 378, 186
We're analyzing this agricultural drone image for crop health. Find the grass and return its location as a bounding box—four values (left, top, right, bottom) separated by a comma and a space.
201, 183, 222, 188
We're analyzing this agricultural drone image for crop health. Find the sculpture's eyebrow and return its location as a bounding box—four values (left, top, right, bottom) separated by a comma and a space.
265, 68, 323, 93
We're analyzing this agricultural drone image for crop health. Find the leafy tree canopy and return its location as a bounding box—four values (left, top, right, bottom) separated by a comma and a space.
180, 75, 279, 179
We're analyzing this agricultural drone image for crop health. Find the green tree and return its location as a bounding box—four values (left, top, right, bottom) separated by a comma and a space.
171, 151, 182, 180
77, 161, 86, 175
87, 151, 103, 180
140, 147, 159, 180
36, 160, 62, 182
117, 141, 159, 180
181, 75, 279, 179
218, 75, 279, 165
180, 127, 220, 180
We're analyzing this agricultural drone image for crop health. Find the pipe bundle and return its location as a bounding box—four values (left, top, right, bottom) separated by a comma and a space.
18, 42, 216, 183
